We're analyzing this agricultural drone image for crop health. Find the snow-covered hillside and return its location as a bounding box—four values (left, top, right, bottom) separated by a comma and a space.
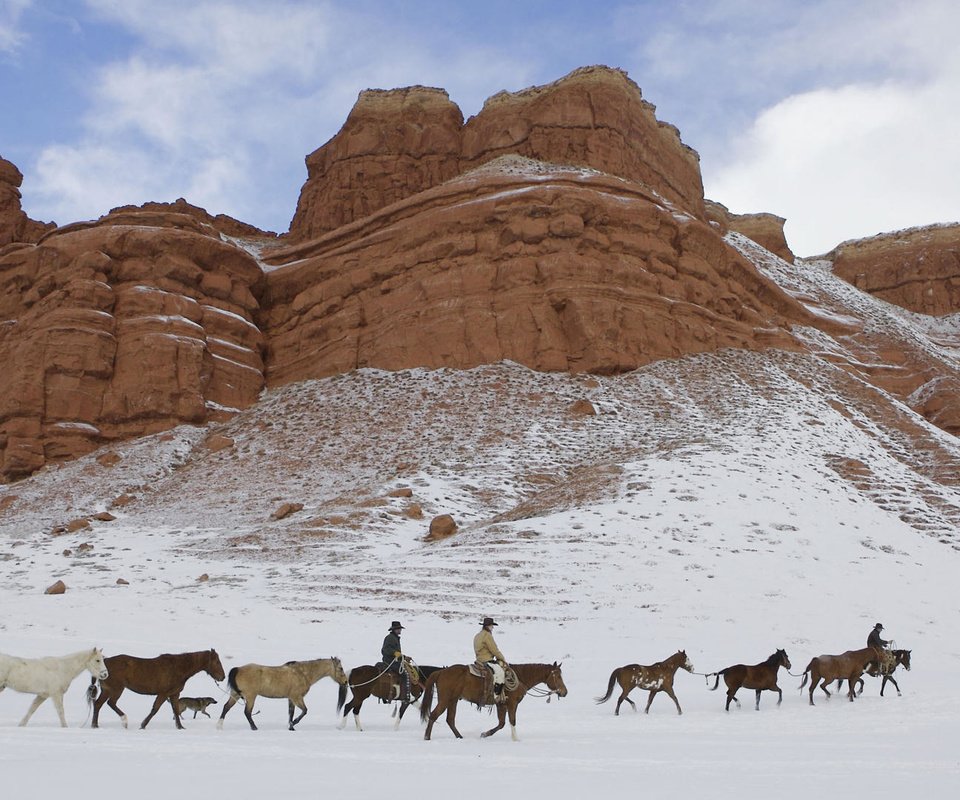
2, 241, 959, 798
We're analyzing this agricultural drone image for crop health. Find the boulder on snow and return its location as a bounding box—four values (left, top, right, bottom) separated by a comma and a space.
44, 579, 67, 595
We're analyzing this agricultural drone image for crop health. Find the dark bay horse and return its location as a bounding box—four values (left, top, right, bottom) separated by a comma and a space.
90, 649, 225, 729
420, 662, 567, 741
595, 650, 694, 715
799, 646, 877, 705
707, 649, 791, 711
217, 657, 348, 731
337, 662, 442, 731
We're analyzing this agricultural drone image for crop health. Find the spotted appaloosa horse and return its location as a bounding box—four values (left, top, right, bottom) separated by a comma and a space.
799, 647, 877, 705
91, 649, 225, 729
0, 647, 108, 727
707, 649, 791, 711
595, 650, 694, 715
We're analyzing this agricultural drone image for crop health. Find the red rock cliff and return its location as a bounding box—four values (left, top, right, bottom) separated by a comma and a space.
0, 156, 54, 247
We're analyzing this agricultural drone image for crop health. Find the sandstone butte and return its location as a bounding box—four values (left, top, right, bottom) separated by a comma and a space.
1, 66, 958, 481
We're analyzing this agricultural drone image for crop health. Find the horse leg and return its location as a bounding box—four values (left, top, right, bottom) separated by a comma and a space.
725, 682, 740, 711
663, 687, 683, 715
217, 693, 240, 729
395, 700, 409, 731
819, 678, 831, 698
424, 697, 445, 740
481, 702, 507, 738
18, 694, 47, 727
243, 695, 259, 730
140, 694, 171, 729
883, 675, 900, 696
444, 701, 463, 739
290, 696, 308, 730
616, 688, 635, 715
774, 685, 783, 707
169, 694, 185, 729
52, 693, 68, 727
755, 689, 762, 710
644, 689, 658, 714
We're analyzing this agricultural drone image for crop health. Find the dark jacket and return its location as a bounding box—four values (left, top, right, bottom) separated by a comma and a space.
867, 627, 889, 649
382, 631, 402, 666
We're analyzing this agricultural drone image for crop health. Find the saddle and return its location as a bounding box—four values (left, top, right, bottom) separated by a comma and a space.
471, 661, 512, 704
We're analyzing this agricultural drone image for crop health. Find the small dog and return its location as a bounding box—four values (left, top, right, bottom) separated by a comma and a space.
177, 696, 218, 719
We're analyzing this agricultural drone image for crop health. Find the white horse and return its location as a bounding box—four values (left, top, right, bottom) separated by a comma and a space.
0, 647, 109, 727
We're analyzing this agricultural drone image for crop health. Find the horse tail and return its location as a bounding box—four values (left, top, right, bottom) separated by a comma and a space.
799, 659, 814, 691
595, 668, 621, 704
227, 666, 242, 698
86, 676, 99, 706
419, 671, 439, 723
705, 671, 722, 691
336, 679, 348, 713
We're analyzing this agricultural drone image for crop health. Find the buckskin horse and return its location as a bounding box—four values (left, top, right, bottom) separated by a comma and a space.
0, 647, 108, 727
217, 657, 348, 731
420, 662, 567, 741
707, 649, 791, 711
90, 649, 225, 729
835, 649, 912, 697
595, 650, 694, 715
337, 661, 442, 731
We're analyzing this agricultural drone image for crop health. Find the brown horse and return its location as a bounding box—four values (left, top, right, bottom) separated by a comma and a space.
837, 649, 912, 697
420, 662, 567, 741
800, 646, 880, 704
337, 662, 442, 731
217, 657, 348, 731
90, 649, 225, 729
595, 650, 694, 715
707, 649, 791, 711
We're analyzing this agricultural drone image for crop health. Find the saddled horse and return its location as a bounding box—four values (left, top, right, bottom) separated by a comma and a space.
421, 661, 567, 741
0, 647, 108, 727
90, 649, 225, 729
217, 657, 347, 731
595, 650, 694, 715
707, 649, 791, 711
832, 649, 911, 698
799, 646, 877, 705
337, 661, 443, 731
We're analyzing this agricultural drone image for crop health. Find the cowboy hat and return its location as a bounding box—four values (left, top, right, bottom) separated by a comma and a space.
389, 621, 405, 631
480, 617, 498, 627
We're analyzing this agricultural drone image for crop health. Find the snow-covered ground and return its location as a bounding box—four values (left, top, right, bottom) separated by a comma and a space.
2, 348, 959, 798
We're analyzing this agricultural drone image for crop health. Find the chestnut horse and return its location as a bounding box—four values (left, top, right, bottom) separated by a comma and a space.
595, 650, 694, 715
90, 649, 225, 729
337, 662, 442, 731
420, 662, 567, 741
836, 649, 912, 697
707, 649, 791, 711
800, 646, 879, 704
217, 657, 348, 731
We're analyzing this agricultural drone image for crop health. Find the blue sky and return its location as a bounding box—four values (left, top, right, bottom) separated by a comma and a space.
1, 0, 957, 255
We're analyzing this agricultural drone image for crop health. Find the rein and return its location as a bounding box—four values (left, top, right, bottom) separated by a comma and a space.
348, 658, 400, 689
514, 668, 559, 701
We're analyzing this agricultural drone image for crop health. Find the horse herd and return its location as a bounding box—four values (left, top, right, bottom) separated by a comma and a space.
0, 643, 911, 740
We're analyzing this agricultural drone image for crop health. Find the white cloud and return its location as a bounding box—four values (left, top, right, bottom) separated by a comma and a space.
0, 0, 31, 55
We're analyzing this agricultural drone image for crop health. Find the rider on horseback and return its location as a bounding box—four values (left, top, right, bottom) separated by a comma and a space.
382, 621, 411, 703
867, 622, 896, 674
474, 617, 508, 703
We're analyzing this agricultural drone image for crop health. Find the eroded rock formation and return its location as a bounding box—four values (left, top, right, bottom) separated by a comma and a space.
0, 156, 54, 247
705, 200, 795, 264
830, 224, 960, 315
289, 67, 705, 241
0, 207, 265, 480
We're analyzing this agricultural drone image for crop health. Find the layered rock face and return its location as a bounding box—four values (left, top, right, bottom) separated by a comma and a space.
830, 224, 960, 315
0, 156, 54, 247
705, 200, 795, 264
289, 67, 705, 241
262, 156, 810, 384
0, 208, 265, 480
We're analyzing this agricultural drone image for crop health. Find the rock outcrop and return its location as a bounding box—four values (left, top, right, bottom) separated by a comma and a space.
830, 224, 960, 315
705, 200, 794, 264
289, 67, 705, 241
0, 207, 267, 480
262, 156, 813, 385
0, 156, 54, 247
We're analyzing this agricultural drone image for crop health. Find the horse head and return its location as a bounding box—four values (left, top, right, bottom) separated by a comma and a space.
88, 647, 109, 680
546, 662, 568, 698
678, 650, 695, 673
898, 650, 912, 671
776, 649, 791, 670
207, 649, 226, 682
